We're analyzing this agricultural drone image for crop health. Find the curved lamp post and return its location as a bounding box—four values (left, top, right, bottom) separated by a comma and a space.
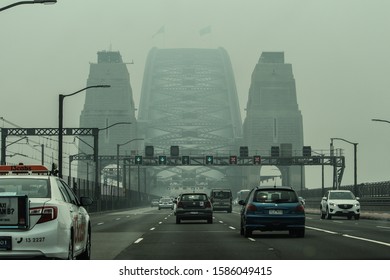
372, 118, 390, 125
116, 138, 144, 203
72, 122, 131, 210
0, 0, 56, 12
58, 85, 110, 178
330, 137, 358, 195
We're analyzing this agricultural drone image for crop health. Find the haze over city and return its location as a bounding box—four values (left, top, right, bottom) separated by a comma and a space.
1, 0, 390, 188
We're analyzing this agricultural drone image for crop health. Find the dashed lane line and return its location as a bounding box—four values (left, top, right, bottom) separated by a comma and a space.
134, 238, 143, 244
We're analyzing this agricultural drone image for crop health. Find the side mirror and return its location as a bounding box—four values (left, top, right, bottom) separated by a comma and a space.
238, 200, 245, 206
80, 196, 93, 206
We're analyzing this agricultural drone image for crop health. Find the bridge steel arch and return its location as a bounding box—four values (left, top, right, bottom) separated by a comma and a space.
138, 47, 243, 194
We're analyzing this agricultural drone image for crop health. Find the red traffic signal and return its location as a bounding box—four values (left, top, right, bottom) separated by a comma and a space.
253, 155, 261, 165
229, 155, 237, 164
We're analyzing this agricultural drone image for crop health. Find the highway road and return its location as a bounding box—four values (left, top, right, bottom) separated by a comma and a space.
90, 206, 390, 260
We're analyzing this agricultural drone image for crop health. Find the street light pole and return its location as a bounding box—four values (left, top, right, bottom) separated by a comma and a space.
58, 85, 110, 178
0, 0, 56, 12
116, 138, 144, 205
331, 137, 358, 195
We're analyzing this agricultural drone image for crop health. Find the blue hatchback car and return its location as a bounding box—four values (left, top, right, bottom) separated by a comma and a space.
239, 186, 305, 237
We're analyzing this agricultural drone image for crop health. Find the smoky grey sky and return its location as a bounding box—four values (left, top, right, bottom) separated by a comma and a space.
1, 0, 390, 188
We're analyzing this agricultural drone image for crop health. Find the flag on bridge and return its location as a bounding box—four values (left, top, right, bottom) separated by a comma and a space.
199, 25, 211, 36
152, 25, 165, 38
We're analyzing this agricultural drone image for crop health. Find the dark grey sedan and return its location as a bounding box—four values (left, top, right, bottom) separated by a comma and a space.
175, 193, 213, 224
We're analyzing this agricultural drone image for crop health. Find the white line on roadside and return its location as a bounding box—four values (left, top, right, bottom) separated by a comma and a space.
229, 226, 236, 230
305, 226, 338, 234
248, 238, 256, 242
150, 227, 155, 231
219, 221, 223, 224
115, 218, 121, 221
134, 238, 143, 244
343, 234, 390, 247
377, 226, 390, 230
306, 226, 390, 247
97, 222, 104, 226
159, 222, 162, 224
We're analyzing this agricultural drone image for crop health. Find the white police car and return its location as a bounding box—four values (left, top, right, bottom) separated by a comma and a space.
0, 164, 93, 259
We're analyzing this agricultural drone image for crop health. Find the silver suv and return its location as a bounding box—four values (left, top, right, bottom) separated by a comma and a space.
320, 190, 360, 220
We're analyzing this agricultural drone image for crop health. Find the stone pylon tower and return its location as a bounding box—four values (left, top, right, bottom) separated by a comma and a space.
242, 52, 304, 190
77, 50, 138, 180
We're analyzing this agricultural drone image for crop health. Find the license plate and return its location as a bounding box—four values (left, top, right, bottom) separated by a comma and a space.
190, 212, 199, 215
0, 236, 12, 251
269, 209, 283, 215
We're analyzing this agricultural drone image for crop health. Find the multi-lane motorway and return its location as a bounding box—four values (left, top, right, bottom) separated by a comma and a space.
90, 206, 390, 260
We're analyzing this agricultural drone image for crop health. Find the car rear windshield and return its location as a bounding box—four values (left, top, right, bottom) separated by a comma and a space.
212, 191, 231, 199
181, 194, 207, 201
0, 178, 49, 198
253, 189, 298, 203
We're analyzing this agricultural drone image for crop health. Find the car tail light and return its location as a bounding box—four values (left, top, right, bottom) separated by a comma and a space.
30, 206, 58, 224
246, 203, 257, 211
295, 204, 305, 213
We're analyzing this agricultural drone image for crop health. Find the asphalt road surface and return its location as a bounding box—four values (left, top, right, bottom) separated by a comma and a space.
90, 206, 390, 260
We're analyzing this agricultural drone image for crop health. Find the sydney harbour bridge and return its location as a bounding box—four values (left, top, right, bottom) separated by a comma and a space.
68, 47, 342, 200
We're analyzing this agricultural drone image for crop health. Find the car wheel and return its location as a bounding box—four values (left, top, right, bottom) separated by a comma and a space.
325, 207, 332, 220
243, 224, 252, 238
240, 221, 244, 236
297, 228, 305, 238
176, 217, 180, 224
354, 214, 360, 220
77, 228, 91, 260
67, 232, 74, 260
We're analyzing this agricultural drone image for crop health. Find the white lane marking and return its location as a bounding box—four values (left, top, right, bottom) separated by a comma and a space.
248, 238, 256, 242
377, 226, 390, 230
134, 238, 143, 244
332, 221, 343, 224
159, 222, 162, 224
343, 234, 390, 247
307, 226, 390, 247
305, 226, 338, 234
229, 226, 236, 230
219, 221, 224, 224
150, 227, 155, 231
97, 222, 104, 226
115, 218, 121, 221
